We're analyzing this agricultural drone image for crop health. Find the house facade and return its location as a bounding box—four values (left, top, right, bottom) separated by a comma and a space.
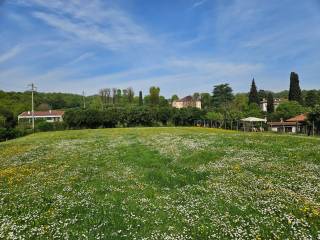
18, 110, 65, 123
269, 121, 299, 133
260, 98, 281, 112
172, 96, 201, 109
268, 114, 307, 133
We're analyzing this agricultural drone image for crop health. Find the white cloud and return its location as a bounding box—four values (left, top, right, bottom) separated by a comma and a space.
17, 0, 154, 51
0, 45, 23, 64
0, 55, 262, 96
192, 0, 207, 8
57, 58, 263, 96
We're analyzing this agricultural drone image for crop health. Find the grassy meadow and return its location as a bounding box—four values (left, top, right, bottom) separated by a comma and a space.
0, 127, 320, 239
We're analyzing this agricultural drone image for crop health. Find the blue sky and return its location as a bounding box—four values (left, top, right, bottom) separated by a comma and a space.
0, 0, 320, 97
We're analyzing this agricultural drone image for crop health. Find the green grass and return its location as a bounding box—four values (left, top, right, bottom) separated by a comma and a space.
0, 127, 320, 239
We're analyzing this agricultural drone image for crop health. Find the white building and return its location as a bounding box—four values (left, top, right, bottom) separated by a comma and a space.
18, 110, 64, 123
172, 96, 202, 109
268, 121, 298, 133
260, 98, 281, 112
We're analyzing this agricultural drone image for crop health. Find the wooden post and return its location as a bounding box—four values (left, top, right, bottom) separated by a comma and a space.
313, 121, 315, 136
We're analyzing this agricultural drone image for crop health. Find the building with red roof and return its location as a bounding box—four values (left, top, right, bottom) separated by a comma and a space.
18, 110, 65, 123
268, 113, 307, 133
286, 114, 307, 123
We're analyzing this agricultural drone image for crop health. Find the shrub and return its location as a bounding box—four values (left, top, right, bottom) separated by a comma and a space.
0, 127, 31, 142
64, 107, 207, 129
36, 121, 54, 132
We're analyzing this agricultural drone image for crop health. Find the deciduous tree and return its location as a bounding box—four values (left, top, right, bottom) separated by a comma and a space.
305, 90, 319, 108
127, 87, 134, 103
149, 86, 160, 105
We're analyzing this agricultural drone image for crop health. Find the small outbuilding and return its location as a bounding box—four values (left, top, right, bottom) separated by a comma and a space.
268, 114, 307, 133
18, 110, 65, 123
241, 117, 267, 132
268, 121, 299, 133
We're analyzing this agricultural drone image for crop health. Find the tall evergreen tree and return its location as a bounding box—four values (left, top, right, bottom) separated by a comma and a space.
212, 84, 234, 109
248, 78, 259, 105
138, 91, 143, 106
288, 72, 302, 103
267, 92, 275, 113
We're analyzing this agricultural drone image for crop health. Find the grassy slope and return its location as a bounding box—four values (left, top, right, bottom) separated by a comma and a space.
0, 127, 319, 239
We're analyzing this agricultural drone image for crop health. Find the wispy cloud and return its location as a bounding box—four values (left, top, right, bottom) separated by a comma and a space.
18, 0, 154, 51
192, 0, 207, 8
2, 0, 320, 95
0, 45, 23, 64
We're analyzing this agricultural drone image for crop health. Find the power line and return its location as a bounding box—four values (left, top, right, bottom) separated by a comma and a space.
28, 83, 37, 132
82, 90, 86, 109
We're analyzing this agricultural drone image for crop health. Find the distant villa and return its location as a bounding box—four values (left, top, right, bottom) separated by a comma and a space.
172, 96, 202, 109
260, 98, 281, 112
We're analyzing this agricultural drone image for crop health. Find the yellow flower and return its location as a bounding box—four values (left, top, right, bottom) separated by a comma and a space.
312, 209, 319, 217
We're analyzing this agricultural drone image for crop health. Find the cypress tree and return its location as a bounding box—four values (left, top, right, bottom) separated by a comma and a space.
248, 78, 259, 105
267, 92, 275, 113
139, 91, 143, 106
288, 72, 302, 103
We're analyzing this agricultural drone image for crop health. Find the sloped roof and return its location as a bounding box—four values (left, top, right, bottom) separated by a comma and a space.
178, 96, 194, 102
19, 110, 65, 117
268, 122, 298, 126
286, 114, 307, 122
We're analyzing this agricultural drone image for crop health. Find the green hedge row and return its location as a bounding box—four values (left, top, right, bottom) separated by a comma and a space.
64, 106, 206, 129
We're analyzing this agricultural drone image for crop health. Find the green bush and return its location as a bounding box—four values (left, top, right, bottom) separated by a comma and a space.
64, 107, 207, 129
0, 127, 31, 142
36, 121, 54, 132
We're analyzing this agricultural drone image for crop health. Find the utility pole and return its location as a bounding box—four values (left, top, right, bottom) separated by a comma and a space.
82, 91, 86, 109
28, 83, 37, 132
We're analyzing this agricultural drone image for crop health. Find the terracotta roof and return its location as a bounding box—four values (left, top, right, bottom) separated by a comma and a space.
268, 122, 298, 126
286, 114, 307, 122
19, 110, 65, 117
177, 96, 194, 102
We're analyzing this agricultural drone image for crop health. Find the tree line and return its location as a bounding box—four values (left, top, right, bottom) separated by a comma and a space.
63, 106, 204, 129
1, 72, 320, 140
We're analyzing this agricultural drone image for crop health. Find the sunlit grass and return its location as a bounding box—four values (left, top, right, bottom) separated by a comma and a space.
0, 127, 319, 239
